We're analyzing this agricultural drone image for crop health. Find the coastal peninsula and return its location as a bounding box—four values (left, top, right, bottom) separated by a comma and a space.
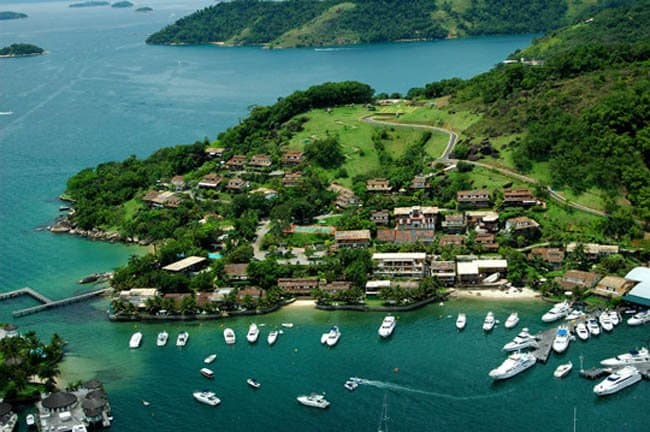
0, 11, 27, 20
135, 6, 153, 12
69, 1, 110, 8
0, 43, 45, 58
111, 1, 133, 8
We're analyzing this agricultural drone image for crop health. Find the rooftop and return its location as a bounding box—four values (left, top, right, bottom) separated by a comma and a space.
42, 391, 77, 410
162, 256, 207, 272
372, 252, 426, 260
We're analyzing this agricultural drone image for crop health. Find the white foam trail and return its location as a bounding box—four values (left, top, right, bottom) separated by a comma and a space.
357, 379, 512, 401
0, 112, 13, 116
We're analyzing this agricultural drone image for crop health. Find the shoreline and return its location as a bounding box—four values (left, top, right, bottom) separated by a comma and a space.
450, 287, 541, 301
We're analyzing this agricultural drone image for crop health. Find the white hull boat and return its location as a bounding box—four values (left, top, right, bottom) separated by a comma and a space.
281, 323, 294, 328
503, 328, 538, 351
504, 312, 519, 329
297, 393, 330, 409
587, 318, 601, 336
378, 315, 396, 338
565, 309, 585, 321
129, 332, 142, 349
609, 310, 620, 326
483, 312, 496, 332
593, 366, 642, 396
552, 325, 571, 354
601, 347, 650, 367
344, 380, 358, 391
456, 313, 466, 330
204, 354, 217, 364
542, 301, 570, 322
176, 331, 189, 347
320, 333, 328, 344
325, 326, 341, 347
193, 391, 221, 406
627, 311, 649, 326
489, 352, 537, 380
200, 368, 214, 379
156, 331, 168, 347
224, 328, 236, 345
599, 312, 614, 332
247, 378, 261, 389
267, 330, 279, 345
554, 361, 573, 378
247, 323, 260, 343
575, 322, 590, 341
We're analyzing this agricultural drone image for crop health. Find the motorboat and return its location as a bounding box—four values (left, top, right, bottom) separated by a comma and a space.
599, 311, 614, 332
483, 312, 496, 332
587, 317, 601, 336
503, 328, 539, 351
378, 315, 396, 338
26, 414, 35, 428
565, 309, 585, 321
297, 393, 330, 409
600, 347, 650, 367
552, 325, 571, 354
504, 312, 519, 329
176, 331, 189, 347
456, 313, 466, 330
541, 301, 570, 322
193, 391, 221, 406
488, 352, 537, 380
608, 310, 620, 326
267, 330, 279, 345
156, 331, 168, 347
575, 322, 590, 341
627, 310, 649, 326
204, 354, 217, 364
129, 332, 142, 349
348, 377, 363, 384
554, 361, 573, 378
281, 323, 294, 328
344, 380, 359, 391
320, 332, 328, 344
593, 366, 642, 396
71, 426, 87, 432
325, 326, 341, 347
247, 323, 260, 343
224, 328, 236, 345
200, 368, 215, 379
247, 378, 261, 389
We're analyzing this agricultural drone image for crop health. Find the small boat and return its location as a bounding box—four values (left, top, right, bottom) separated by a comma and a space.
281, 323, 294, 328
325, 326, 341, 347
348, 377, 363, 384
489, 352, 537, 380
378, 315, 396, 338
554, 361, 573, 378
504, 312, 519, 329
593, 366, 642, 396
599, 311, 613, 332
600, 347, 650, 367
542, 301, 570, 322
565, 309, 585, 321
320, 333, 328, 344
247, 378, 261, 389
483, 312, 495, 332
224, 328, 236, 345
587, 317, 601, 336
26, 414, 35, 427
129, 332, 142, 349
176, 331, 189, 347
267, 330, 279, 345
204, 354, 217, 364
456, 313, 466, 330
575, 322, 589, 341
247, 323, 260, 343
141, 400, 150, 406
78, 273, 99, 284
608, 310, 620, 326
627, 310, 649, 326
344, 380, 359, 391
297, 393, 330, 409
200, 368, 215, 379
503, 328, 538, 351
193, 391, 221, 406
552, 325, 571, 354
156, 331, 168, 347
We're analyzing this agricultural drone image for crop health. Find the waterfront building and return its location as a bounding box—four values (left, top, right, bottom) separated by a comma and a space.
237, 287, 264, 304
456, 259, 508, 285
372, 253, 427, 278
593, 276, 635, 298
321, 281, 352, 295
556, 270, 602, 291
36, 380, 112, 431
224, 263, 249, 282
429, 260, 456, 286
335, 230, 371, 249
162, 256, 208, 274
118, 288, 159, 309
622, 267, 650, 307
365, 280, 419, 296
528, 247, 565, 268
566, 242, 620, 259
277, 278, 323, 295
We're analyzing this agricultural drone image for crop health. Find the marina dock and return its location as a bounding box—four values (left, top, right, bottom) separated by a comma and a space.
531, 328, 557, 363
0, 286, 109, 317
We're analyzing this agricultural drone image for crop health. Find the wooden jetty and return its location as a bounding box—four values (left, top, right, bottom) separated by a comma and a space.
0, 286, 109, 317
0, 287, 52, 304
531, 328, 558, 363
580, 368, 612, 379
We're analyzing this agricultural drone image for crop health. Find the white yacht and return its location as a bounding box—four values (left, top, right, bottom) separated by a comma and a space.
204, 354, 217, 364
599, 311, 614, 332
193, 391, 221, 406
608, 310, 620, 326
504, 312, 519, 329
247, 378, 261, 389
176, 331, 189, 347
297, 393, 330, 409
325, 326, 341, 347
267, 330, 279, 346
600, 347, 650, 367
587, 317, 601, 336
593, 366, 642, 396
575, 322, 590, 341
200, 368, 215, 379
378, 315, 396, 338
224, 328, 236, 345
565, 309, 585, 321
281, 322, 294, 328
483, 312, 496, 332
26, 414, 35, 428
503, 328, 539, 351
554, 361, 573, 378
541, 301, 571, 322
129, 332, 142, 349
456, 313, 466, 330
627, 310, 649, 326
344, 380, 359, 391
552, 325, 571, 354
246, 323, 260, 343
156, 331, 168, 347
489, 352, 537, 380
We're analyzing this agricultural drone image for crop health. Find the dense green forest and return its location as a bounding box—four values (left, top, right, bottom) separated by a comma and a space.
0, 43, 44, 57
0, 11, 28, 20
146, 0, 619, 47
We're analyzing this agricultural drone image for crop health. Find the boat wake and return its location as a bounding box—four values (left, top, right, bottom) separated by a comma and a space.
355, 378, 512, 401
0, 111, 13, 116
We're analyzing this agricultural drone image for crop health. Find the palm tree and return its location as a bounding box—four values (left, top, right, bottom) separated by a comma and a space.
38, 361, 61, 392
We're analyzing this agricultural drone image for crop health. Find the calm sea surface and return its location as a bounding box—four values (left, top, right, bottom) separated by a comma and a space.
1, 1, 647, 431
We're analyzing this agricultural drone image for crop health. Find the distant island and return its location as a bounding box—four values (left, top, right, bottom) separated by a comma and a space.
0, 11, 28, 20
0, 43, 45, 58
111, 1, 133, 8
69, 1, 110, 7
135, 6, 153, 12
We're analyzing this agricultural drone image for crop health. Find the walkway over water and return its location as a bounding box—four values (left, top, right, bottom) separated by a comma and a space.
0, 286, 109, 317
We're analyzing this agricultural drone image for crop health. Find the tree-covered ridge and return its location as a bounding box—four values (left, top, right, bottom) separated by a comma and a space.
0, 43, 44, 57
0, 11, 28, 20
146, 0, 611, 47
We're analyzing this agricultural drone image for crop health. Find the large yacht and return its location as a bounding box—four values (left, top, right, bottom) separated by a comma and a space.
224, 328, 236, 345
627, 310, 649, 326
608, 310, 620, 326
541, 301, 570, 322
378, 316, 396, 338
489, 352, 537, 380
176, 331, 189, 347
296, 393, 330, 409
565, 309, 585, 321
246, 323, 260, 344
593, 366, 642, 396
267, 330, 279, 346
193, 391, 221, 406
552, 325, 571, 354
575, 322, 590, 341
156, 331, 168, 347
129, 332, 142, 349
483, 312, 496, 332
456, 313, 466, 330
325, 326, 341, 347
503, 328, 539, 351
599, 311, 614, 332
587, 317, 601, 336
600, 347, 650, 367
504, 312, 519, 329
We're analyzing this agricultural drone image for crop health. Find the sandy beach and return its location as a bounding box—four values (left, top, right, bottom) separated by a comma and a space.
451, 287, 541, 301
285, 299, 317, 308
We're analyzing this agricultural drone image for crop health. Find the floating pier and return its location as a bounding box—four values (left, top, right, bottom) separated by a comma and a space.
0, 287, 52, 304
531, 328, 557, 363
0, 286, 109, 317
580, 368, 613, 379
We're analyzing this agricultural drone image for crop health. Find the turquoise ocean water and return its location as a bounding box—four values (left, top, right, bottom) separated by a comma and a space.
1, 1, 648, 430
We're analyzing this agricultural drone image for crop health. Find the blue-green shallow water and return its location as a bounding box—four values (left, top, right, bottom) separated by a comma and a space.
1, 1, 648, 430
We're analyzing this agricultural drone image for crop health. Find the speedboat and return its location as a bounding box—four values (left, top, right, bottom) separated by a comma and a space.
489, 352, 537, 380
176, 331, 189, 347
575, 322, 590, 341
267, 330, 279, 345
587, 317, 601, 336
71, 426, 87, 432
325, 326, 341, 347
593, 366, 642, 396
247, 323, 260, 343
503, 328, 539, 351
348, 377, 363, 384
504, 312, 519, 329
200, 368, 215, 379
599, 311, 614, 332
600, 347, 650, 367
456, 313, 466, 330
344, 380, 359, 391
627, 310, 649, 326
26, 414, 35, 427
483, 312, 495, 332
608, 310, 620, 326
552, 325, 571, 354
281, 323, 294, 328
193, 391, 221, 406
204, 354, 217, 364
156, 331, 168, 347
565, 309, 585, 321
554, 361, 573, 378
129, 332, 142, 349
378, 315, 396, 338
542, 301, 570, 322
247, 378, 261, 389
224, 328, 236, 345
297, 393, 330, 409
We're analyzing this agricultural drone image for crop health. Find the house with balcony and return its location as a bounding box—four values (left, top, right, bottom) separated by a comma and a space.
457, 189, 491, 208
371, 210, 390, 225
372, 252, 427, 278
474, 232, 498, 252
505, 216, 540, 237
394, 206, 439, 230
283, 172, 303, 187
429, 260, 456, 286
226, 155, 247, 170
197, 173, 223, 189
277, 277, 323, 296
366, 178, 392, 193
248, 154, 272, 170
556, 270, 602, 291
466, 210, 500, 232
528, 247, 565, 268
441, 213, 466, 233
503, 188, 539, 207
282, 151, 304, 166
335, 229, 371, 249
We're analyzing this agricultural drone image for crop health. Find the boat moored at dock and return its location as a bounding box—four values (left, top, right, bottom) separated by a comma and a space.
542, 301, 571, 322
552, 325, 571, 354
503, 328, 538, 351
224, 328, 236, 345
593, 366, 642, 396
575, 322, 590, 341
600, 347, 650, 367
489, 352, 537, 380
378, 315, 396, 338
627, 310, 649, 326
587, 318, 601, 336
156, 331, 168, 347
297, 393, 330, 409
129, 332, 142, 349
599, 311, 614, 332
504, 312, 519, 329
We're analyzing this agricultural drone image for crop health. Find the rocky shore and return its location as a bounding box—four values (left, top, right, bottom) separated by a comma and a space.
48, 216, 150, 245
